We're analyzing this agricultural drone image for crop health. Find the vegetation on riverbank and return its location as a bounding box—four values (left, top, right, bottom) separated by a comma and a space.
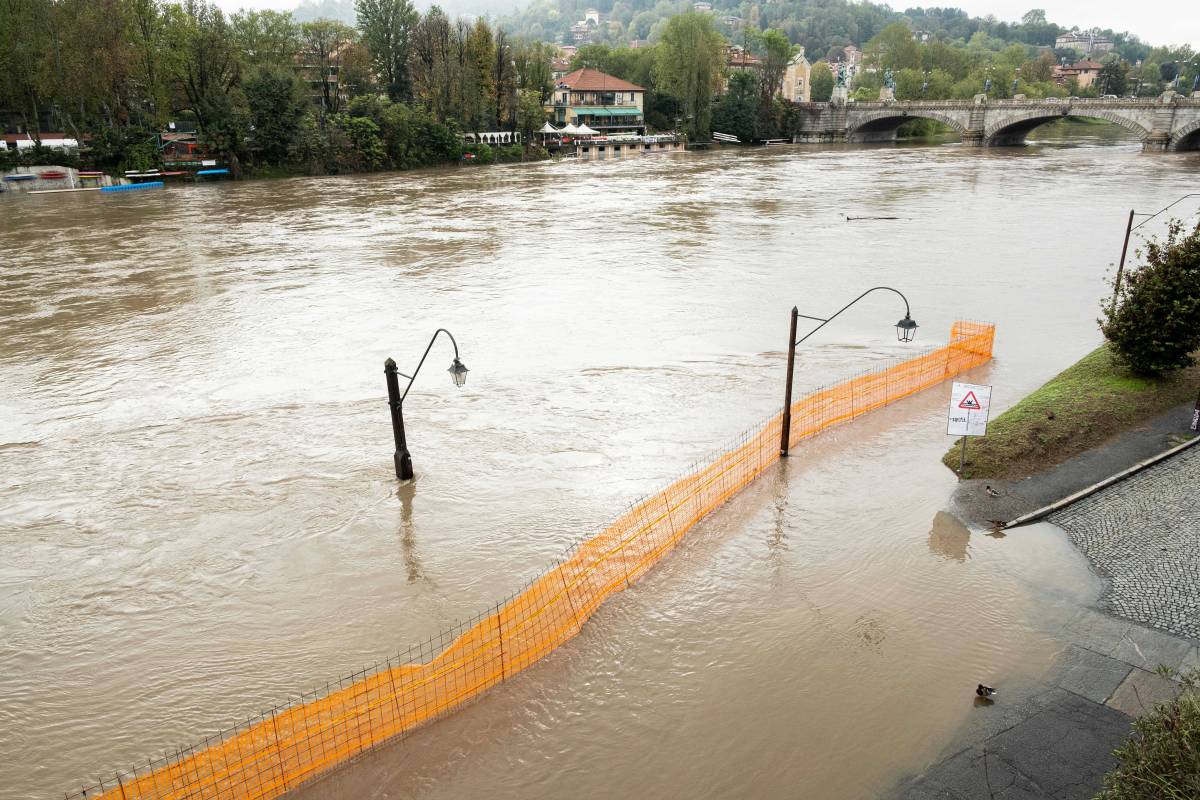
946, 220, 1200, 480
942, 345, 1199, 480
1097, 667, 1200, 800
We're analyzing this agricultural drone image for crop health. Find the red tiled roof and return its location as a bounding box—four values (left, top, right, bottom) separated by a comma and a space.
557, 67, 644, 92
1073, 60, 1104, 70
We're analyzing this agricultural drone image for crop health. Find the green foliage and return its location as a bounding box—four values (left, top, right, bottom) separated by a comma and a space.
1097, 667, 1200, 800
655, 12, 725, 141
355, 0, 418, 101
1097, 61, 1129, 95
495, 143, 525, 162
940, 345, 1200, 479
712, 70, 758, 142
244, 65, 310, 164
462, 142, 493, 164
1101, 220, 1200, 376
810, 61, 834, 102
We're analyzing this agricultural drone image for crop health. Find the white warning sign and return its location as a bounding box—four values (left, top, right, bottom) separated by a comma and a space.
947, 382, 992, 437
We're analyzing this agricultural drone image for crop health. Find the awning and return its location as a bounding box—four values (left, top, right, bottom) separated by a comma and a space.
573, 107, 644, 117
539, 122, 560, 133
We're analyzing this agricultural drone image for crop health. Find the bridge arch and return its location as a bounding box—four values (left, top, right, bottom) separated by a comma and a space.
1168, 118, 1200, 151
984, 107, 1151, 146
846, 109, 968, 143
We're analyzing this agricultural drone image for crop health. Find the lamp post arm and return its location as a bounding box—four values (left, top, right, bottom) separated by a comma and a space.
400, 328, 461, 403
1130, 193, 1200, 233
794, 286, 913, 347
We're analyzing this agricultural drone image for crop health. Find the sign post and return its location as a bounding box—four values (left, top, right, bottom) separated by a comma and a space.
947, 382, 993, 479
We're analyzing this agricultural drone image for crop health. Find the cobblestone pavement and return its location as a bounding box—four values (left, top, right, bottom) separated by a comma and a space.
1051, 443, 1200, 640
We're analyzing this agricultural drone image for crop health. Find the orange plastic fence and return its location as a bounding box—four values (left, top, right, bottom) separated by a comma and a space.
70, 321, 994, 800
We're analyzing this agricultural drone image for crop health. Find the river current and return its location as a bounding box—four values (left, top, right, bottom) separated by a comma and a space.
2, 124, 1198, 799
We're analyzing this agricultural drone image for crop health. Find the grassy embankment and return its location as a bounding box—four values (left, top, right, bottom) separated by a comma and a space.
943, 345, 1199, 480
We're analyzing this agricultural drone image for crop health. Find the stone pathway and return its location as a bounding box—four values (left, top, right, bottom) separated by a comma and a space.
1050, 444, 1200, 639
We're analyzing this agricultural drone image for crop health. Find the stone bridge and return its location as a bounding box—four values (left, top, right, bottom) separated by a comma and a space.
792, 93, 1200, 151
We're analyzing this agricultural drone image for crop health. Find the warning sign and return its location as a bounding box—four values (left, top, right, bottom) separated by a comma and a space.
947, 382, 992, 437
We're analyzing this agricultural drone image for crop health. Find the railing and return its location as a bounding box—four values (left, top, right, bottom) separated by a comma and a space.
65, 321, 995, 800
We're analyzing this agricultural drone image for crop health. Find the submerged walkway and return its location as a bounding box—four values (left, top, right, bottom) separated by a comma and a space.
899, 412, 1199, 799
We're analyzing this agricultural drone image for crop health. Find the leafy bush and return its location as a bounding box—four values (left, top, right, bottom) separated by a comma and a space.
494, 144, 524, 163
462, 143, 493, 164
1101, 219, 1200, 375
1096, 668, 1200, 799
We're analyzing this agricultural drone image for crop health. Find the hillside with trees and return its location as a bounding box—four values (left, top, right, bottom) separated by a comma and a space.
0, 0, 557, 175
1, 0, 1195, 175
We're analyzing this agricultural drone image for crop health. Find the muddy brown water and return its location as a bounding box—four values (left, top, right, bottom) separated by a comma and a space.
2, 124, 1198, 799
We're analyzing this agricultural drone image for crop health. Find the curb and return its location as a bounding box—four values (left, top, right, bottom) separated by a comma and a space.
1004, 433, 1200, 529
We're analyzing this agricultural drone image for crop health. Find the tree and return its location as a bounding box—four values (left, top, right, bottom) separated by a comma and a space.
408, 7, 456, 123
514, 39, 554, 104
243, 64, 308, 163
1097, 60, 1128, 95
515, 87, 545, 142
756, 29, 793, 111
811, 60, 834, 101
463, 19, 496, 129
1101, 220, 1200, 375
866, 22, 921, 71
712, 69, 757, 142
300, 18, 356, 114
356, 0, 418, 102
655, 12, 724, 141
1021, 9, 1046, 25
168, 0, 246, 166
232, 9, 300, 68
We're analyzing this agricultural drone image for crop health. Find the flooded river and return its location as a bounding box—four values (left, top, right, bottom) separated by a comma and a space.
2, 124, 1199, 799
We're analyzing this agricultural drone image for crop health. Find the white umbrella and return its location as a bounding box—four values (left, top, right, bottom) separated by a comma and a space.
575, 123, 598, 136
539, 122, 560, 133
560, 123, 580, 134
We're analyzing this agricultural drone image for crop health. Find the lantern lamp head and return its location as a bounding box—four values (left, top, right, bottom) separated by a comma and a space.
448, 358, 469, 387
895, 315, 918, 343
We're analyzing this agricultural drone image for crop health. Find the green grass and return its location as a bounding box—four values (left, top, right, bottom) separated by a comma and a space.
942, 345, 1199, 480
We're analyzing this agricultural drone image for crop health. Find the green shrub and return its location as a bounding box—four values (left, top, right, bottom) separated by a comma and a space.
462, 143, 493, 164
1101, 219, 1200, 376
1096, 668, 1200, 799
495, 143, 524, 163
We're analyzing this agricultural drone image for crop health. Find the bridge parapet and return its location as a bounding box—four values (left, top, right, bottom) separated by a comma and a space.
789, 96, 1200, 151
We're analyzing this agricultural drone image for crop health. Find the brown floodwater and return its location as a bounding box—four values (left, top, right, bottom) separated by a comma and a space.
2, 124, 1198, 800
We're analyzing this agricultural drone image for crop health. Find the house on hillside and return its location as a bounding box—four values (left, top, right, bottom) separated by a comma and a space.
547, 68, 645, 135
1054, 60, 1104, 89
551, 58, 572, 80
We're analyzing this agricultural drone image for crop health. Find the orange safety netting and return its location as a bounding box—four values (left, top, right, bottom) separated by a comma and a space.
73, 321, 994, 800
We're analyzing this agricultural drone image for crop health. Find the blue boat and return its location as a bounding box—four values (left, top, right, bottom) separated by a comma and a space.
101, 181, 165, 193
3, 174, 36, 182
196, 168, 230, 177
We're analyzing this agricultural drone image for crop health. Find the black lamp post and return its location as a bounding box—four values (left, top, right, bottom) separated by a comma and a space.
780, 287, 917, 456
384, 328, 469, 481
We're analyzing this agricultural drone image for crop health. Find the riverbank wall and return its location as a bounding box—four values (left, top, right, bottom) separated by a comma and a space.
67, 321, 995, 800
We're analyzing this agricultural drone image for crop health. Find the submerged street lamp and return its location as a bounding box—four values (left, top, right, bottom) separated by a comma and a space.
384, 328, 468, 481
780, 287, 917, 457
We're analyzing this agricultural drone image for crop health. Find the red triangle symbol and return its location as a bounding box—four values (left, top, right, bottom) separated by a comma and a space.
959, 391, 982, 410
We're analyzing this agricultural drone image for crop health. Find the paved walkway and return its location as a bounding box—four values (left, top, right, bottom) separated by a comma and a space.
1051, 443, 1200, 639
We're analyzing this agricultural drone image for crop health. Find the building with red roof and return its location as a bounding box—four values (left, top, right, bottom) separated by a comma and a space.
547, 68, 646, 135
